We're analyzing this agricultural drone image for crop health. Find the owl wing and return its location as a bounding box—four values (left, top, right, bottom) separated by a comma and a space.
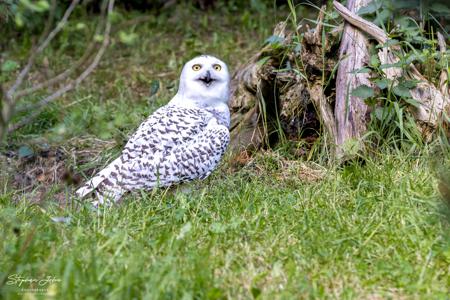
121, 105, 207, 161
103, 119, 230, 196
76, 105, 210, 200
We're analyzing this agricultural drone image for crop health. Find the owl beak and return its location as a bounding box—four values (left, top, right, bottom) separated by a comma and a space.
198, 70, 215, 86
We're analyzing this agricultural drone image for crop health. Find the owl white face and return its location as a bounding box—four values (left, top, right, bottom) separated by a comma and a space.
177, 55, 230, 106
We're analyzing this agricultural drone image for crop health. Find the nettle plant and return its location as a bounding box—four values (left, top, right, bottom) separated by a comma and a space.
351, 0, 449, 144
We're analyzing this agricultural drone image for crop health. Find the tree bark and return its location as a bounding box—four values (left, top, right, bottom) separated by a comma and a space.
333, 0, 373, 158
335, 1, 450, 141
228, 1, 449, 158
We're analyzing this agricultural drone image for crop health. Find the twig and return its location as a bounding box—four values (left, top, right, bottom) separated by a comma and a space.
8, 0, 115, 133
5, 0, 80, 100
37, 0, 57, 46
14, 0, 108, 100
333, 0, 387, 44
14, 46, 95, 101
1, 0, 80, 142
63, 95, 93, 108
314, 5, 326, 42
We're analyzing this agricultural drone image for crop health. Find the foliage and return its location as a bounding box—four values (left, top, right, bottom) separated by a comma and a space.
357, 0, 449, 147
285, 0, 449, 149
0, 0, 51, 30
357, 0, 450, 33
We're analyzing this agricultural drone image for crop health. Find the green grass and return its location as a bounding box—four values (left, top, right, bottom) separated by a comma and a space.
1, 150, 449, 299
1, 3, 450, 299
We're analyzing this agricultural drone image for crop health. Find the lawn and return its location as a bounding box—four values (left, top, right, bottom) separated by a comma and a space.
0, 3, 449, 299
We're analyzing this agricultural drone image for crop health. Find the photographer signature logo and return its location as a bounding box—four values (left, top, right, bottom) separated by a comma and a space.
7, 274, 61, 287
6, 274, 61, 295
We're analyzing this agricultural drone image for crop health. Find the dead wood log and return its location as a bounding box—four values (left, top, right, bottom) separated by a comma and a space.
229, 10, 341, 154
437, 32, 449, 99
301, 7, 337, 147
229, 1, 447, 160
333, 0, 374, 158
309, 83, 336, 144
229, 22, 288, 152
334, 0, 450, 141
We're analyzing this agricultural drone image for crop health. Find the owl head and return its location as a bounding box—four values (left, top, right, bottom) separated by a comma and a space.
176, 55, 230, 107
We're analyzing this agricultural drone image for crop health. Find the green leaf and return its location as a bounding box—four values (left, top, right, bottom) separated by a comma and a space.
380, 61, 403, 69
373, 106, 394, 122
397, 16, 414, 29
373, 9, 390, 26
108, 11, 123, 23
149, 80, 160, 97
392, 85, 411, 98
403, 97, 421, 108
251, 0, 266, 11
370, 54, 380, 67
351, 85, 375, 99
18, 145, 34, 159
374, 107, 383, 121
430, 3, 450, 14
118, 30, 138, 45
374, 78, 390, 90
378, 39, 400, 49
15, 13, 24, 27
1, 60, 19, 72
256, 56, 270, 66
20, 0, 49, 12
75, 22, 86, 30
251, 287, 262, 299
357, 2, 382, 15
94, 34, 104, 42
351, 67, 371, 74
35, 0, 49, 11
265, 35, 284, 46
393, 0, 419, 9
400, 79, 420, 89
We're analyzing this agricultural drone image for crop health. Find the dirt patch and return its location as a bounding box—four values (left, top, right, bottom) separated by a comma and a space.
1, 136, 116, 204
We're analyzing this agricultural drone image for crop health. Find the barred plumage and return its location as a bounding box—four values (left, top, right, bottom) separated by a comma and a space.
76, 55, 231, 205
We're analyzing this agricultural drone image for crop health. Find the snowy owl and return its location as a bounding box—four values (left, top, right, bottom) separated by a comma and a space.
76, 55, 231, 205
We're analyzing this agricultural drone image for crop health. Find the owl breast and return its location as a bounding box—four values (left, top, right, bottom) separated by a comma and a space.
121, 105, 226, 162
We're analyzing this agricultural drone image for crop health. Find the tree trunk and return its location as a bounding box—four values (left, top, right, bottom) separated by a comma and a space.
334, 0, 450, 141
334, 0, 373, 158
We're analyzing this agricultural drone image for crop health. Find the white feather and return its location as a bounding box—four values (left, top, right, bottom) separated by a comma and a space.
76, 55, 231, 205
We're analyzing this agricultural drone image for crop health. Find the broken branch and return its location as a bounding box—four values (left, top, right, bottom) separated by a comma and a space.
6, 0, 80, 100
8, 0, 115, 133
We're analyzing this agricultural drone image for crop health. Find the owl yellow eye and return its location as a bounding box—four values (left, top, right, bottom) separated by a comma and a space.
192, 64, 202, 71
213, 64, 222, 71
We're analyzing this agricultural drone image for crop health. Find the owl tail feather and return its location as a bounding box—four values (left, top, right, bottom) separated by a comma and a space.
75, 157, 126, 206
